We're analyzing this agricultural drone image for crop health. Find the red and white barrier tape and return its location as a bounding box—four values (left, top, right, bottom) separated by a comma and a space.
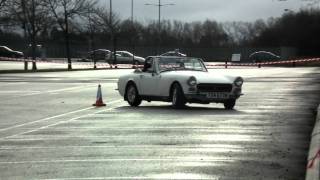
1, 56, 320, 69
308, 149, 320, 169
206, 58, 320, 67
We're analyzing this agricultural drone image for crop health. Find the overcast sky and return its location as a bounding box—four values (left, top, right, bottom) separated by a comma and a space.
99, 0, 314, 23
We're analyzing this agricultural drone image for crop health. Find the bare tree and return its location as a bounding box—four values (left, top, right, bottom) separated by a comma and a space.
84, 6, 97, 51
222, 21, 254, 46
0, 0, 8, 25
45, 0, 97, 70
4, 0, 52, 70
0, 0, 7, 9
94, 7, 120, 64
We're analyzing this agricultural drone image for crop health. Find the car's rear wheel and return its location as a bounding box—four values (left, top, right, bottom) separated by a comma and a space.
172, 83, 186, 108
224, 99, 236, 110
125, 83, 142, 107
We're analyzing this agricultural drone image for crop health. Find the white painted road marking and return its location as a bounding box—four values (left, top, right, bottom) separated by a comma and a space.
0, 157, 235, 164
2, 99, 123, 139
0, 99, 122, 133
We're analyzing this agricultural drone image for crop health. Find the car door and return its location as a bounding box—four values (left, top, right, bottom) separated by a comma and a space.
139, 58, 161, 96
95, 51, 103, 61
122, 52, 133, 64
115, 52, 126, 64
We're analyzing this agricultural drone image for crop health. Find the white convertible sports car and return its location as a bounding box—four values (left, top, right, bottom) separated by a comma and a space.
117, 56, 244, 109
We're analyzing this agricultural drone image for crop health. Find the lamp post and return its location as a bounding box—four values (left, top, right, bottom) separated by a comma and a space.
131, 0, 134, 23
131, 0, 135, 65
109, 0, 117, 66
109, 0, 112, 24
145, 0, 175, 54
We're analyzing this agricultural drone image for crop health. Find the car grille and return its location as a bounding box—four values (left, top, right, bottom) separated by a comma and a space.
197, 83, 233, 92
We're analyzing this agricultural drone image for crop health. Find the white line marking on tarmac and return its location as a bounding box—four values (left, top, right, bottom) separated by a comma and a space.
0, 99, 122, 133
47, 85, 96, 93
43, 177, 151, 180
16, 85, 96, 97
0, 90, 40, 94
34, 126, 262, 130
0, 158, 234, 164
1, 136, 264, 142
0, 107, 92, 132
0, 82, 28, 86
3, 99, 123, 139
0, 144, 241, 150
42, 177, 218, 180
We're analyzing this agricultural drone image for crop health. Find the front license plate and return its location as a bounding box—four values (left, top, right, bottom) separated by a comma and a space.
206, 92, 229, 99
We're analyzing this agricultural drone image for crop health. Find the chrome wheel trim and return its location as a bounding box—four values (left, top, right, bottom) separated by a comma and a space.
127, 86, 136, 103
172, 87, 178, 105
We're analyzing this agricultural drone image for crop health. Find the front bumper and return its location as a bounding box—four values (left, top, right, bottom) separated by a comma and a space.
184, 87, 243, 104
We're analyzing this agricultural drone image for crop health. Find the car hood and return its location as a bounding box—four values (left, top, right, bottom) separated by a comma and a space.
161, 70, 237, 84
134, 56, 145, 61
13, 51, 23, 55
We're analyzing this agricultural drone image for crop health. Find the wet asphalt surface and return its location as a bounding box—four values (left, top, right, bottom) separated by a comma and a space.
0, 67, 320, 180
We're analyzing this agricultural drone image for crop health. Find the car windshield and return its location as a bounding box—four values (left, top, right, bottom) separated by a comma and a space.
158, 57, 207, 72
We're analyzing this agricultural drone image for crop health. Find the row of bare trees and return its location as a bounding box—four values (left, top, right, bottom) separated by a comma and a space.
1, 2, 320, 69
0, 0, 113, 70
0, 0, 272, 59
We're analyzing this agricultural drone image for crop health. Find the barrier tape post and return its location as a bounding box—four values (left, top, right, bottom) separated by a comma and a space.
225, 61, 228, 69
24, 59, 28, 70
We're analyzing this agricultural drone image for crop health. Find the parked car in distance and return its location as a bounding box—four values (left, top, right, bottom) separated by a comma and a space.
87, 49, 111, 62
117, 56, 244, 109
249, 51, 281, 63
160, 50, 187, 57
0, 46, 24, 58
115, 51, 145, 65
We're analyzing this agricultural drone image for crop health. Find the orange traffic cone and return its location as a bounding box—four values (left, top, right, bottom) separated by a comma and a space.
93, 84, 106, 107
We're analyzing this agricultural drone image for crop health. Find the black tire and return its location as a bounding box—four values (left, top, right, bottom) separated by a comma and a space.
224, 99, 236, 110
171, 83, 186, 108
125, 83, 142, 107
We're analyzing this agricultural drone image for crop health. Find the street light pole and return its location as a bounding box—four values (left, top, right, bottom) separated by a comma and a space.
131, 0, 135, 65
131, 0, 134, 23
109, 0, 112, 24
158, 0, 161, 34
145, 0, 175, 54
109, 0, 117, 66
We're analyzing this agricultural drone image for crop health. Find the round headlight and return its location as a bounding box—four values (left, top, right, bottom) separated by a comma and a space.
187, 76, 197, 86
234, 77, 243, 87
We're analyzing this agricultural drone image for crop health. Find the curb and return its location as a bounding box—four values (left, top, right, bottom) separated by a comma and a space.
306, 105, 320, 180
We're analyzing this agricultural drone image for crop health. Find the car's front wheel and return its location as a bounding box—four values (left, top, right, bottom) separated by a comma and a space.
224, 99, 236, 110
171, 83, 186, 108
125, 83, 142, 107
